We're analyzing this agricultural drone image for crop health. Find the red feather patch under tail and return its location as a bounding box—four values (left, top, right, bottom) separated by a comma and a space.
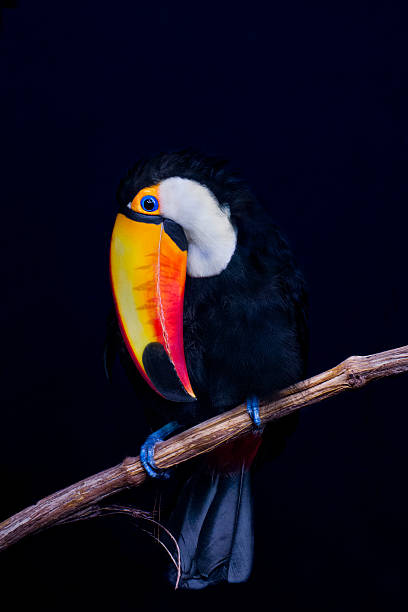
207, 432, 263, 473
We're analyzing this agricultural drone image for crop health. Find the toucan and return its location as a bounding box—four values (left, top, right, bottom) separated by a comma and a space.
106, 150, 308, 589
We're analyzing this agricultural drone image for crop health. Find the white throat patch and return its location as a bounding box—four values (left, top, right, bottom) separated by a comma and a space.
159, 177, 237, 278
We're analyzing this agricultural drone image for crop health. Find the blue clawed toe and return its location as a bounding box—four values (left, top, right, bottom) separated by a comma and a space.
246, 396, 261, 429
141, 402, 261, 479
140, 421, 180, 479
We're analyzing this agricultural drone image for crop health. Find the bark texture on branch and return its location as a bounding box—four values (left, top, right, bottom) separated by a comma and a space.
1, 345, 407, 552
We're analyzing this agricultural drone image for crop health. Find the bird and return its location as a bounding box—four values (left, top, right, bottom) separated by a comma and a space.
106, 150, 308, 590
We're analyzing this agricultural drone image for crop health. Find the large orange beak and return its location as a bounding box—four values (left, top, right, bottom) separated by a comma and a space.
110, 210, 196, 402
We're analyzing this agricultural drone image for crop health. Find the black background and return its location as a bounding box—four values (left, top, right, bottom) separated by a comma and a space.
1, 2, 407, 610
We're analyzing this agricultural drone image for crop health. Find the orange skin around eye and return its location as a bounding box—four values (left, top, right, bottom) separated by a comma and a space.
130, 184, 161, 215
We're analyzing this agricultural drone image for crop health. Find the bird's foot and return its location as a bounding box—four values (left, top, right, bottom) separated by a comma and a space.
140, 421, 180, 479
246, 396, 262, 429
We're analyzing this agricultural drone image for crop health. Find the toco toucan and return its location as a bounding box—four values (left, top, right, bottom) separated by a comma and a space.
107, 150, 308, 589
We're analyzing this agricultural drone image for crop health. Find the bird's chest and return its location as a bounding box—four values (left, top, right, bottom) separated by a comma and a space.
182, 291, 252, 412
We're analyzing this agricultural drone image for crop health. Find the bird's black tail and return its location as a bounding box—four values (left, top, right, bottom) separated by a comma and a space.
167, 450, 256, 589
168, 465, 253, 589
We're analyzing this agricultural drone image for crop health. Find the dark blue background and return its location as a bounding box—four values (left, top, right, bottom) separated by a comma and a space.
1, 3, 407, 610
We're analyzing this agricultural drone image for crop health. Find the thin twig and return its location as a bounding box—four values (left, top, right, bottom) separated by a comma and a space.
87, 505, 182, 589
1, 345, 407, 552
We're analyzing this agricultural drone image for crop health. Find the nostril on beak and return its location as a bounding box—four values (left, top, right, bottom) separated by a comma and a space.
163, 219, 188, 251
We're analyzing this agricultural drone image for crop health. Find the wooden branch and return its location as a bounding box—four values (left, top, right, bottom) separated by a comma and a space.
1, 345, 407, 552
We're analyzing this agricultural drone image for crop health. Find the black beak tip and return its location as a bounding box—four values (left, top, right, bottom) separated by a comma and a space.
142, 342, 194, 402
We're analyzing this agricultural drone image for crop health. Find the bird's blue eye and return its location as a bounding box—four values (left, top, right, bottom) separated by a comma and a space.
140, 195, 159, 212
